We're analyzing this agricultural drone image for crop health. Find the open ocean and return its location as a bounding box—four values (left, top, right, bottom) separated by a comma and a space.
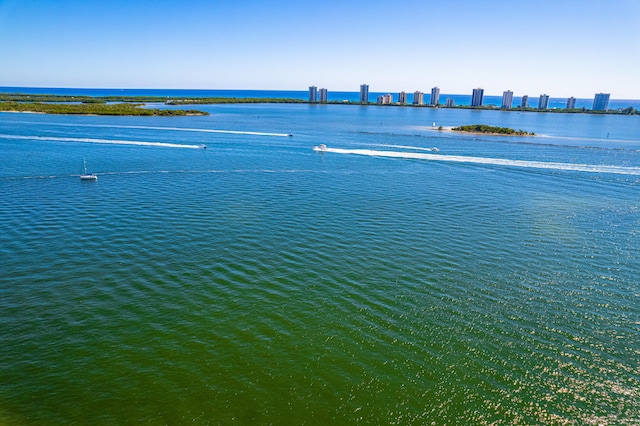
1, 89, 639, 424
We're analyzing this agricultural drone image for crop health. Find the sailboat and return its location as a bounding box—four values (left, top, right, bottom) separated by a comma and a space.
80, 159, 98, 181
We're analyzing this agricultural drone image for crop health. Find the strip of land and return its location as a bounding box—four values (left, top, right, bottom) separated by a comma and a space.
0, 101, 207, 116
0, 93, 309, 116
1, 93, 637, 116
0, 93, 306, 105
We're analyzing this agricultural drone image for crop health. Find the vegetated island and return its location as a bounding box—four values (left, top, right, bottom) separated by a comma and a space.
0, 93, 307, 116
451, 124, 535, 136
0, 100, 207, 116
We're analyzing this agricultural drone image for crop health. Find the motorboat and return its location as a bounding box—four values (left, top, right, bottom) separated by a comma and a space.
199, 144, 207, 149
313, 144, 328, 152
80, 159, 97, 181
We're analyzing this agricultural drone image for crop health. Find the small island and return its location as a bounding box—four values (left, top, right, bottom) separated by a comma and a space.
451, 124, 534, 136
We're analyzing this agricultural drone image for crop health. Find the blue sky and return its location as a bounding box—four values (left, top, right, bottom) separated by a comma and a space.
1, 0, 639, 98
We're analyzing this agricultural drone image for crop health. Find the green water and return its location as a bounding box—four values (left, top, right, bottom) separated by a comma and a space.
1, 104, 639, 424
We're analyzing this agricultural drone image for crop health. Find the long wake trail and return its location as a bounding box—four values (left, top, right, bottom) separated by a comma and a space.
9, 122, 292, 137
104, 124, 291, 137
0, 134, 202, 149
322, 147, 640, 176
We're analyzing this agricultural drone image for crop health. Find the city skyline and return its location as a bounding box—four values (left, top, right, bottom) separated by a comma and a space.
309, 84, 624, 103
310, 84, 615, 109
0, 1, 638, 98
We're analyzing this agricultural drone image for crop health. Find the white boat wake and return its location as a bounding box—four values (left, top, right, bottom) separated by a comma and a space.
319, 147, 640, 176
0, 134, 203, 149
371, 144, 439, 152
11, 122, 292, 137
84, 124, 292, 137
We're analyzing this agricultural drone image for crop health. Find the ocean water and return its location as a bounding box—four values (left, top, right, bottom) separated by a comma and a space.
1, 100, 639, 424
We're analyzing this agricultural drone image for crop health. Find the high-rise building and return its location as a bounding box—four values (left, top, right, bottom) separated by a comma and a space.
521, 95, 529, 108
319, 88, 328, 103
566, 97, 576, 109
446, 98, 455, 107
471, 88, 484, 107
413, 91, 424, 105
592, 93, 610, 111
398, 91, 407, 105
538, 94, 550, 109
430, 87, 440, 106
502, 90, 513, 109
360, 84, 369, 103
308, 86, 317, 103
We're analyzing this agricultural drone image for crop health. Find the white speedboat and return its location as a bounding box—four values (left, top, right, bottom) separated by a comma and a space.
80, 159, 97, 181
199, 144, 207, 149
313, 144, 328, 152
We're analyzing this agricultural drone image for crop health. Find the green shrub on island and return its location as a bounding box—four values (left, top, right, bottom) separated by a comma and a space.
0, 101, 207, 116
452, 124, 534, 135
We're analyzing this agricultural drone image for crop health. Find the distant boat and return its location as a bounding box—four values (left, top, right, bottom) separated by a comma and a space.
80, 159, 97, 181
199, 144, 207, 149
313, 144, 328, 152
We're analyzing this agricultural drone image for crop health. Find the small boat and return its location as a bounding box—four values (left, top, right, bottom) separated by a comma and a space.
199, 144, 207, 149
313, 144, 328, 152
431, 147, 439, 153
80, 159, 97, 181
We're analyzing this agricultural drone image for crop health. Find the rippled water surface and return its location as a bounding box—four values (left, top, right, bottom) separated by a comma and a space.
1, 104, 639, 424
